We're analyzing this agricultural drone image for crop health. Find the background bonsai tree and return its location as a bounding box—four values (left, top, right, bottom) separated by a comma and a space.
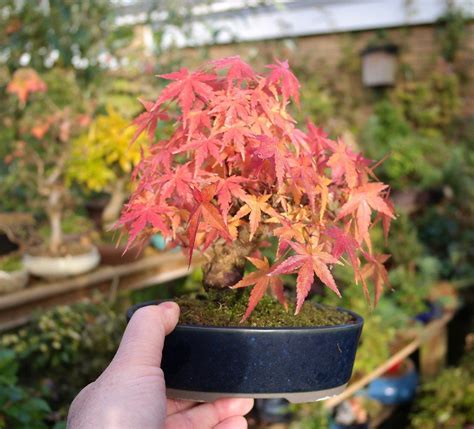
118, 57, 394, 320
68, 106, 146, 228
4, 68, 90, 255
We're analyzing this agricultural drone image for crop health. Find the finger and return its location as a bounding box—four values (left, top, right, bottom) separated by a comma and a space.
214, 415, 248, 429
165, 397, 254, 429
166, 398, 196, 415
113, 302, 180, 367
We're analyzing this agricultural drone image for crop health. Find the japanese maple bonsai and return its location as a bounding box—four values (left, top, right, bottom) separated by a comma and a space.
121, 57, 394, 402
5, 68, 100, 278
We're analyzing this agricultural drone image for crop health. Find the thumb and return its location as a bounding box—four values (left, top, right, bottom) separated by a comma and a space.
113, 302, 180, 367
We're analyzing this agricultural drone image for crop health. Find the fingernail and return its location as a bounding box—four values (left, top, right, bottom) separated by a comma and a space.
160, 301, 179, 313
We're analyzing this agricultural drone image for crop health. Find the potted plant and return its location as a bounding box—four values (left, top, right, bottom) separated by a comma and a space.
0, 253, 28, 294
68, 106, 147, 265
5, 68, 100, 278
122, 57, 394, 402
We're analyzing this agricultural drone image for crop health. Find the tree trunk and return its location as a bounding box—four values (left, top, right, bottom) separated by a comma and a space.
47, 187, 63, 255
102, 177, 127, 228
202, 235, 256, 290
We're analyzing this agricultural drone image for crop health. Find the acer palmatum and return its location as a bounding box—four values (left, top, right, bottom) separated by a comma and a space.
118, 56, 395, 321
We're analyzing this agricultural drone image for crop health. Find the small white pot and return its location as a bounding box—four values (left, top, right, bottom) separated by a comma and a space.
0, 268, 29, 294
23, 246, 100, 279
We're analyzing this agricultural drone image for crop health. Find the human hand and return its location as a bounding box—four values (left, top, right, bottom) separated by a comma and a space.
67, 302, 254, 428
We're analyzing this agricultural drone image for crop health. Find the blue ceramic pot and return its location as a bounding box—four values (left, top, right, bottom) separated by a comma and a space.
414, 301, 443, 325
367, 361, 418, 404
127, 301, 363, 403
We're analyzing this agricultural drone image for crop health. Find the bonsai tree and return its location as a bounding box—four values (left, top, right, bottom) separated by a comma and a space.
4, 68, 90, 256
68, 106, 146, 228
118, 57, 394, 320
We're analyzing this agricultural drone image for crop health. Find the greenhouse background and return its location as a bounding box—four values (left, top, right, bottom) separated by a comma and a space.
1, 0, 473, 428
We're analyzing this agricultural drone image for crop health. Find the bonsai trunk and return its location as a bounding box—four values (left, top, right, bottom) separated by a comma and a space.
102, 177, 127, 227
47, 187, 63, 255
202, 235, 255, 290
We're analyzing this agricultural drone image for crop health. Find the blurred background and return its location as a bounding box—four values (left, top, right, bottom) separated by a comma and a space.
0, 1, 473, 428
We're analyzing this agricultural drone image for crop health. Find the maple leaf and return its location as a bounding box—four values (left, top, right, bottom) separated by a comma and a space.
232, 256, 285, 321
7, 68, 47, 105
176, 135, 223, 174
336, 183, 395, 244
210, 89, 251, 124
271, 241, 341, 314
212, 56, 255, 85
233, 194, 280, 240
219, 124, 255, 161
156, 164, 195, 202
254, 135, 291, 188
216, 176, 248, 221
157, 68, 215, 117
273, 220, 306, 256
325, 227, 360, 271
360, 253, 391, 306
118, 196, 172, 247
187, 184, 232, 264
265, 59, 300, 104
131, 99, 168, 143
327, 138, 359, 188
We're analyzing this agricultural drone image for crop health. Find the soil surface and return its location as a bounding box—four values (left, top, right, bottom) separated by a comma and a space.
27, 241, 94, 257
176, 290, 354, 328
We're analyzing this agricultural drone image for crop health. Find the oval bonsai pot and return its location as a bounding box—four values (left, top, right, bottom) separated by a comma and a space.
127, 301, 363, 403
0, 267, 28, 294
23, 245, 100, 278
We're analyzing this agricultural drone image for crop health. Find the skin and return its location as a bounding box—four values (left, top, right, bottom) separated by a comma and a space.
67, 302, 254, 429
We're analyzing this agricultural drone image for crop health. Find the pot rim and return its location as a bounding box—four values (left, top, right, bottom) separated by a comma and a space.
127, 300, 364, 333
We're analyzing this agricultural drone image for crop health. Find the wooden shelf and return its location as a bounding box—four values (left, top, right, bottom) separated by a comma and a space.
0, 251, 199, 332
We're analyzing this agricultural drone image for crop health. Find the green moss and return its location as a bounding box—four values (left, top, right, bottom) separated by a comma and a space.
176, 289, 353, 328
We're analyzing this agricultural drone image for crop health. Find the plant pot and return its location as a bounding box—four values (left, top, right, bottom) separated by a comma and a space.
413, 301, 443, 325
0, 233, 19, 256
127, 301, 363, 403
0, 268, 28, 294
367, 359, 418, 405
97, 243, 144, 266
85, 197, 109, 231
23, 246, 100, 279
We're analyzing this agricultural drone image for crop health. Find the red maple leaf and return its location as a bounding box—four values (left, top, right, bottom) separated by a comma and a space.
271, 241, 341, 314
232, 256, 286, 321
325, 226, 360, 271
254, 135, 291, 188
266, 59, 300, 104
176, 135, 223, 174
212, 56, 255, 85
131, 99, 169, 143
187, 184, 232, 264
157, 68, 215, 117
216, 176, 248, 221
327, 138, 359, 188
336, 183, 395, 244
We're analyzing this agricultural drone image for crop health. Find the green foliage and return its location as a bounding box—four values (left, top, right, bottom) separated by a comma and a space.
289, 401, 329, 429
362, 100, 448, 190
294, 78, 335, 126
0, 254, 23, 273
394, 72, 461, 133
0, 0, 133, 78
436, 7, 469, 62
410, 349, 474, 429
0, 349, 51, 429
0, 301, 125, 420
